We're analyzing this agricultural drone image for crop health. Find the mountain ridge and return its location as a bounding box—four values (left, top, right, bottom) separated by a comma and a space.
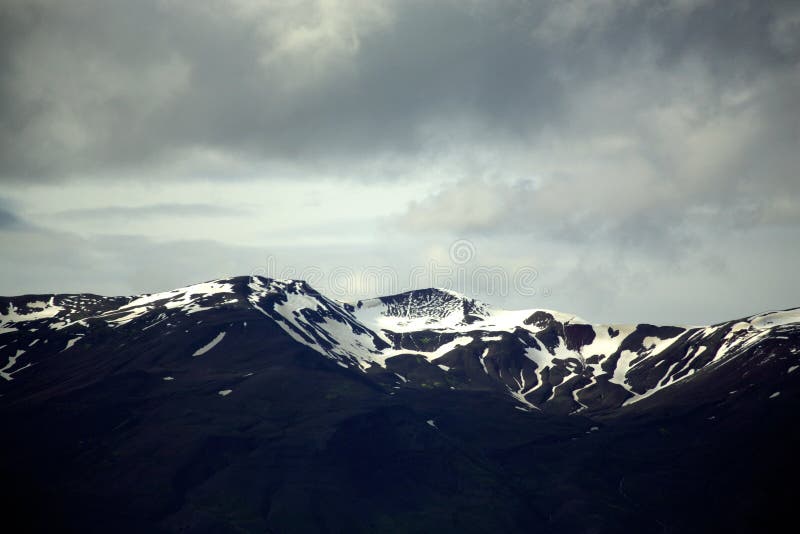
1, 275, 799, 532
2, 275, 798, 416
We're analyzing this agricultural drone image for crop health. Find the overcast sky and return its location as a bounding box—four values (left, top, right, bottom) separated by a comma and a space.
1, 0, 799, 324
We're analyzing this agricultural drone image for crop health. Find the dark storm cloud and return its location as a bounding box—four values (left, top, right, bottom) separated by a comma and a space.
2, 0, 796, 183
0, 0, 558, 179
384, 0, 800, 255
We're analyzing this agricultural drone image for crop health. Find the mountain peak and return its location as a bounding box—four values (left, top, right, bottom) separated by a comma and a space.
351, 287, 490, 334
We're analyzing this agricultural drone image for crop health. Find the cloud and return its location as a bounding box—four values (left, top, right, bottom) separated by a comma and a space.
0, 207, 23, 229
1, 0, 799, 324
1, 0, 793, 184
0, 220, 263, 296
0, 198, 29, 230
51, 203, 247, 220
390, 0, 800, 257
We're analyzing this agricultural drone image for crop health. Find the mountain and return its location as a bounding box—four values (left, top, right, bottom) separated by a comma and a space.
1, 276, 799, 533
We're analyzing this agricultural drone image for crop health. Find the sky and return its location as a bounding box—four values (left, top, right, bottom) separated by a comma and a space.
1, 0, 799, 324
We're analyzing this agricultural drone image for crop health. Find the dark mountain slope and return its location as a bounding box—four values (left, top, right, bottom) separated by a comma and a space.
1, 276, 798, 533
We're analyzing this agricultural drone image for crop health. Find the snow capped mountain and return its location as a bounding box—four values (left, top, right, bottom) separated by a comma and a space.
2, 275, 799, 533
2, 275, 798, 416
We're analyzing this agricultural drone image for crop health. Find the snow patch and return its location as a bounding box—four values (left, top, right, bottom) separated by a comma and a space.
1, 297, 63, 333
62, 337, 82, 352
751, 309, 800, 330
192, 332, 226, 356
0, 350, 26, 381
479, 348, 490, 374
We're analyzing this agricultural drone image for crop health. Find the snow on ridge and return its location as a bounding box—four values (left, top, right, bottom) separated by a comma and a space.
351, 296, 585, 336
349, 285, 597, 337
247, 277, 482, 371
2, 276, 796, 414
353, 289, 483, 327
96, 280, 239, 327
119, 280, 235, 311
619, 315, 797, 407
247, 276, 387, 371
750, 309, 800, 330
1, 297, 64, 326
0, 278, 243, 332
